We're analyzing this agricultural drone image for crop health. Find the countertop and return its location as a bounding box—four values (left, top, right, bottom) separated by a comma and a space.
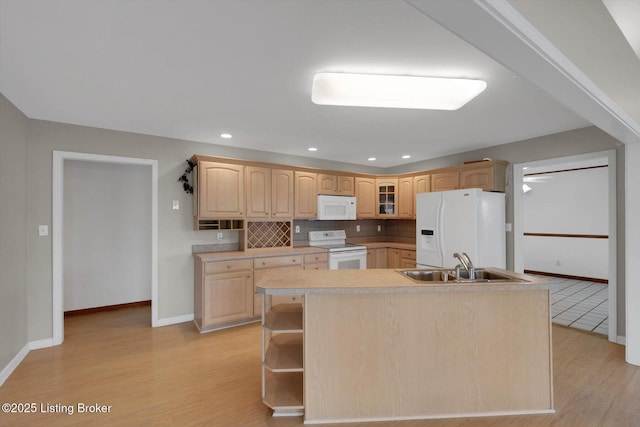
193, 246, 327, 262
255, 268, 549, 294
193, 241, 417, 262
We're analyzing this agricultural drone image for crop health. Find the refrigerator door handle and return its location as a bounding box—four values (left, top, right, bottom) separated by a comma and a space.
437, 199, 445, 263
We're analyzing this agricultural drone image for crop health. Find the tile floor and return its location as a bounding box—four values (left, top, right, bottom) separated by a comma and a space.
543, 276, 609, 335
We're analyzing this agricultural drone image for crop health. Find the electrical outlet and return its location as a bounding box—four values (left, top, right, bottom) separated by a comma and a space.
377, 225, 381, 232
295, 225, 300, 233
356, 225, 360, 232
505, 223, 512, 232
38, 225, 48, 236
172, 200, 180, 210
217, 232, 224, 240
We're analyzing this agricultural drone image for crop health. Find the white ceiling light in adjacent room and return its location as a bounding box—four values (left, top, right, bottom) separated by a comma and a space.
220, 133, 232, 139
311, 72, 487, 110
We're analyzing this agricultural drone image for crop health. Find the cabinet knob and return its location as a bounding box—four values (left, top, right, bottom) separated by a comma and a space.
226, 265, 231, 269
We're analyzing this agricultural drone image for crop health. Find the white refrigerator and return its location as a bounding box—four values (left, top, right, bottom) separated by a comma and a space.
416, 188, 506, 269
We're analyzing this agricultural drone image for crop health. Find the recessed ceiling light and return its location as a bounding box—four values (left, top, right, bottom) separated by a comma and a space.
308, 147, 318, 152
368, 157, 376, 161
402, 155, 411, 159
311, 72, 487, 110
220, 133, 232, 139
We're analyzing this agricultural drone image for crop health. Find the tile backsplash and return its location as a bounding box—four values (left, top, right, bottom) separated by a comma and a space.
293, 219, 415, 246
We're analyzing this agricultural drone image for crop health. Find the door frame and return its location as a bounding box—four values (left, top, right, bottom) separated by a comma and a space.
513, 149, 617, 343
52, 151, 158, 345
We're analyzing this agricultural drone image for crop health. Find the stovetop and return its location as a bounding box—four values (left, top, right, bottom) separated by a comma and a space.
308, 230, 366, 252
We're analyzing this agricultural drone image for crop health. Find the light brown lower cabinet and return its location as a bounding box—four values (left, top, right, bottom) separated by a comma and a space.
366, 247, 387, 269
194, 259, 254, 332
387, 248, 401, 269
399, 249, 416, 269
254, 255, 303, 315
262, 303, 304, 417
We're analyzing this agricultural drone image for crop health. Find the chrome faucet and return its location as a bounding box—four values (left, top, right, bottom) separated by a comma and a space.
453, 252, 475, 280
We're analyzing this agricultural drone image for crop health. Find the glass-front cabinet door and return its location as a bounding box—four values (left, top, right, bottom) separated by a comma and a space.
375, 177, 398, 218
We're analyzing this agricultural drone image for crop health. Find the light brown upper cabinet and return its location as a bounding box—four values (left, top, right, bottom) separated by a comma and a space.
413, 175, 431, 194
459, 160, 508, 192
317, 173, 355, 196
412, 174, 431, 219
376, 177, 399, 218
397, 176, 414, 219
294, 171, 317, 218
355, 177, 376, 218
431, 171, 459, 192
198, 161, 245, 218
246, 166, 293, 218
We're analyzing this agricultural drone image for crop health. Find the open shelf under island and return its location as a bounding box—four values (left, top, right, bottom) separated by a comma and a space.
256, 268, 553, 424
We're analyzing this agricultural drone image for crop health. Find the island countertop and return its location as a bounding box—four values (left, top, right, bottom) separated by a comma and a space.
255, 268, 549, 294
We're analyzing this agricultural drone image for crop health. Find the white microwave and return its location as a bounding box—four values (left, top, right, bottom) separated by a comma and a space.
317, 195, 357, 220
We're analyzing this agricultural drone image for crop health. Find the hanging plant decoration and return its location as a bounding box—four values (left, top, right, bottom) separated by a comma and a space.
178, 159, 196, 194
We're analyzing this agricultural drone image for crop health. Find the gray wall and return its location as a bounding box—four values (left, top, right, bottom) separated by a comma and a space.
388, 126, 625, 335
24, 117, 385, 341
0, 95, 28, 370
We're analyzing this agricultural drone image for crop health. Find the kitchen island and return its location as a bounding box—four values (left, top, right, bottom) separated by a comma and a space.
256, 268, 553, 424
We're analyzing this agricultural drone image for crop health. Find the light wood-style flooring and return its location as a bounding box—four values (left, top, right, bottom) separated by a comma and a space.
1, 306, 639, 427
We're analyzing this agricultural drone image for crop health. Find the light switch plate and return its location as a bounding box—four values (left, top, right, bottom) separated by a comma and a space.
172, 200, 180, 210
356, 225, 360, 232
505, 223, 512, 232
39, 225, 48, 236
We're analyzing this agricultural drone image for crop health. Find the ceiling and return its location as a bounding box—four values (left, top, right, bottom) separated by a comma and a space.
1, 0, 638, 169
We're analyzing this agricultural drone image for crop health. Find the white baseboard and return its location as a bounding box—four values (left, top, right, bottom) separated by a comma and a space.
29, 338, 56, 350
0, 344, 30, 387
155, 313, 194, 327
617, 335, 626, 345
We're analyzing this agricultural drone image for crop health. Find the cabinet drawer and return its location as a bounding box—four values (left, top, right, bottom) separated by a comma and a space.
254, 255, 302, 269
400, 250, 416, 260
304, 262, 328, 270
272, 295, 304, 305
304, 252, 328, 264
204, 259, 252, 274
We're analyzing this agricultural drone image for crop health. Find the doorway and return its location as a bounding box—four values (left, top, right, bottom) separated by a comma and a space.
513, 150, 617, 342
52, 151, 158, 345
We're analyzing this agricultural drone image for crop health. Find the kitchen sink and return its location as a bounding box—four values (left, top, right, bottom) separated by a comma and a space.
399, 269, 457, 282
398, 268, 526, 283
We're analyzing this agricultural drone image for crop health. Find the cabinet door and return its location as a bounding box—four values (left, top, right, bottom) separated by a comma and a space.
459, 163, 506, 192
399, 258, 416, 269
317, 173, 337, 194
398, 177, 414, 219
367, 249, 376, 268
367, 247, 388, 269
203, 271, 253, 327
376, 248, 388, 268
355, 177, 376, 218
272, 169, 294, 217
387, 248, 401, 269
337, 175, 355, 196
198, 161, 244, 218
246, 166, 271, 218
459, 166, 492, 190
431, 172, 459, 192
376, 177, 399, 218
294, 171, 317, 218
414, 175, 431, 194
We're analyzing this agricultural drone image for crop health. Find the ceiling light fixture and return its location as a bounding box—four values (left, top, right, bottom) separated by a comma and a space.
311, 72, 487, 110
220, 133, 232, 139
402, 155, 411, 159
308, 147, 318, 152
368, 157, 376, 161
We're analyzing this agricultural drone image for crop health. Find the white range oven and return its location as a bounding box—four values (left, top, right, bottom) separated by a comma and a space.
308, 230, 367, 270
